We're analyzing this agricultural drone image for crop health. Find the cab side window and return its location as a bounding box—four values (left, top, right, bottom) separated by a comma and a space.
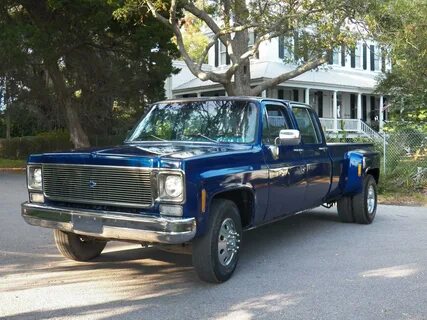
262, 104, 291, 144
293, 107, 321, 144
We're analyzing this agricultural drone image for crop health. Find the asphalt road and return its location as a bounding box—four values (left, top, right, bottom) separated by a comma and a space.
1, 172, 427, 320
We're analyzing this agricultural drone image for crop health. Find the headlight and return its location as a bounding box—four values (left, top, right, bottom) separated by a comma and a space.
28, 166, 42, 191
158, 173, 184, 202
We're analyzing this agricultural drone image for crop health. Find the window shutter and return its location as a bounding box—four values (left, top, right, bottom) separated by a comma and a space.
278, 36, 284, 59
214, 40, 219, 67
293, 32, 299, 61
327, 50, 333, 65
341, 45, 346, 66
370, 45, 375, 71
381, 48, 386, 72
363, 44, 367, 70
351, 48, 356, 68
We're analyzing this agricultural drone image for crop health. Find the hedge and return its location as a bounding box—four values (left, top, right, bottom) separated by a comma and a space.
0, 132, 126, 160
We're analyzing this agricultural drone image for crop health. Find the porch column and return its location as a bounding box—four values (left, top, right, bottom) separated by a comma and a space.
379, 95, 384, 131
196, 92, 202, 98
305, 88, 310, 104
357, 93, 362, 131
261, 90, 267, 98
333, 91, 338, 132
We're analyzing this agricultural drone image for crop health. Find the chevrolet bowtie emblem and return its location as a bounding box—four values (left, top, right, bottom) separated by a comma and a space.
89, 180, 97, 188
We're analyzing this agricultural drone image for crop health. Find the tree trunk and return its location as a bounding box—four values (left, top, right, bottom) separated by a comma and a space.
46, 62, 90, 149
64, 99, 90, 149
224, 32, 251, 96
226, 4, 251, 96
5, 109, 11, 140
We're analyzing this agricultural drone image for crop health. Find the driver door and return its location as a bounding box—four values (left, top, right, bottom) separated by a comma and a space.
262, 102, 306, 221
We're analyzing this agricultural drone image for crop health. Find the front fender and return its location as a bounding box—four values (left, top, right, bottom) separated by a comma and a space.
195, 171, 256, 237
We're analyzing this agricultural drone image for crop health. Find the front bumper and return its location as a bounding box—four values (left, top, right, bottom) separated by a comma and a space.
21, 202, 196, 244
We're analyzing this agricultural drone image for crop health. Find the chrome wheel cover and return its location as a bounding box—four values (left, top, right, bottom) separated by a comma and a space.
367, 185, 376, 214
217, 218, 240, 267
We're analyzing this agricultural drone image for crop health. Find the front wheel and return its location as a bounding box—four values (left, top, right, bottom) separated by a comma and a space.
53, 230, 107, 261
192, 199, 242, 283
352, 175, 378, 224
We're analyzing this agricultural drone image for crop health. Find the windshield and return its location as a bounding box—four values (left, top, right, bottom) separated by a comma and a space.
127, 100, 259, 144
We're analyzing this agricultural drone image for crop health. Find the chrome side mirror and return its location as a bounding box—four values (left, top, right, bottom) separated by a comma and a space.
275, 129, 301, 146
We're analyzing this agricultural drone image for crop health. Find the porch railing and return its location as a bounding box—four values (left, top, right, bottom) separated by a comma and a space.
319, 118, 384, 142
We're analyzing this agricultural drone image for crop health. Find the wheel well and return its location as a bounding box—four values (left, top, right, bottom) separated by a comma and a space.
367, 168, 380, 184
213, 189, 254, 228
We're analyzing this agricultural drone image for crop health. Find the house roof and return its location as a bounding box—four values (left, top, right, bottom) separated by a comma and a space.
172, 60, 380, 94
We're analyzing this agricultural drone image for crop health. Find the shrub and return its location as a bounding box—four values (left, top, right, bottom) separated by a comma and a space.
0, 131, 72, 160
0, 131, 126, 160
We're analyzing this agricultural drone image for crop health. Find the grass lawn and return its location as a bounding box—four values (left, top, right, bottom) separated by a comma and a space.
0, 159, 26, 168
379, 190, 427, 207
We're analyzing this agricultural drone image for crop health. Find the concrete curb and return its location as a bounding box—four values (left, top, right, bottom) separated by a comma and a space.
0, 168, 25, 172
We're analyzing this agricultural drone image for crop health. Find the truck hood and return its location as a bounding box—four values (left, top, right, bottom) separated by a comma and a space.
28, 142, 254, 168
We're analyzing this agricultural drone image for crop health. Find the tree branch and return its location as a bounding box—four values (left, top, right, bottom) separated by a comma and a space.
250, 56, 328, 96
145, 0, 229, 84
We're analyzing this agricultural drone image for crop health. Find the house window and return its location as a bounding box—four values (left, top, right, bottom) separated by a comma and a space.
350, 45, 360, 68
333, 48, 340, 65
293, 89, 299, 102
370, 45, 380, 71
328, 47, 340, 65
370, 96, 376, 120
316, 91, 323, 117
355, 45, 361, 68
278, 36, 293, 61
278, 89, 284, 99
248, 32, 259, 59
381, 48, 386, 72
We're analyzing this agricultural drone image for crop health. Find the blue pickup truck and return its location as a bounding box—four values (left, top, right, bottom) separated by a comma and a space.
22, 97, 380, 283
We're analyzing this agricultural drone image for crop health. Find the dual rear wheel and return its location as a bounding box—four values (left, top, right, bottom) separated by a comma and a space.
337, 174, 378, 224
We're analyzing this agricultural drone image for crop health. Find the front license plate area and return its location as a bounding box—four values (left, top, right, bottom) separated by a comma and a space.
72, 215, 103, 234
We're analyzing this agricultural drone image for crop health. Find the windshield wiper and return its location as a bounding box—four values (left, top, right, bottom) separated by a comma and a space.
149, 134, 166, 141
185, 133, 218, 143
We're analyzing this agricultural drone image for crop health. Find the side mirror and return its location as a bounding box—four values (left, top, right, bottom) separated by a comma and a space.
276, 129, 301, 145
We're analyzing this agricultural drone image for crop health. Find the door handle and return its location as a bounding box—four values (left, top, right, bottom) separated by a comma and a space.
318, 147, 328, 151
293, 148, 304, 153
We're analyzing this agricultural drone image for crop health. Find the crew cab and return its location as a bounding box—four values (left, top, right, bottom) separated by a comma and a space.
22, 97, 380, 283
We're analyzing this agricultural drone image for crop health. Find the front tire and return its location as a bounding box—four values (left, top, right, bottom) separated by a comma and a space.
352, 175, 378, 224
53, 230, 107, 261
192, 199, 242, 283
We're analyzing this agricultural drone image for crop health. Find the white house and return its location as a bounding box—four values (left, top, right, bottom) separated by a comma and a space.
165, 35, 389, 140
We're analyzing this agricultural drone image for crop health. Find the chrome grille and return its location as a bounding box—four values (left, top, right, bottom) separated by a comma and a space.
42, 164, 153, 208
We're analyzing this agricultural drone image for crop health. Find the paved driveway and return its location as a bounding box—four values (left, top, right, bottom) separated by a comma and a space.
1, 172, 427, 320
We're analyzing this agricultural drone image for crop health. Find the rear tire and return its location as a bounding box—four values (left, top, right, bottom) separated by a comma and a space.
337, 196, 355, 223
352, 175, 377, 224
53, 230, 107, 261
192, 199, 242, 283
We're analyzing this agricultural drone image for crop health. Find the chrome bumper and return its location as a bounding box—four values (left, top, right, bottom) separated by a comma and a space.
21, 202, 196, 244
